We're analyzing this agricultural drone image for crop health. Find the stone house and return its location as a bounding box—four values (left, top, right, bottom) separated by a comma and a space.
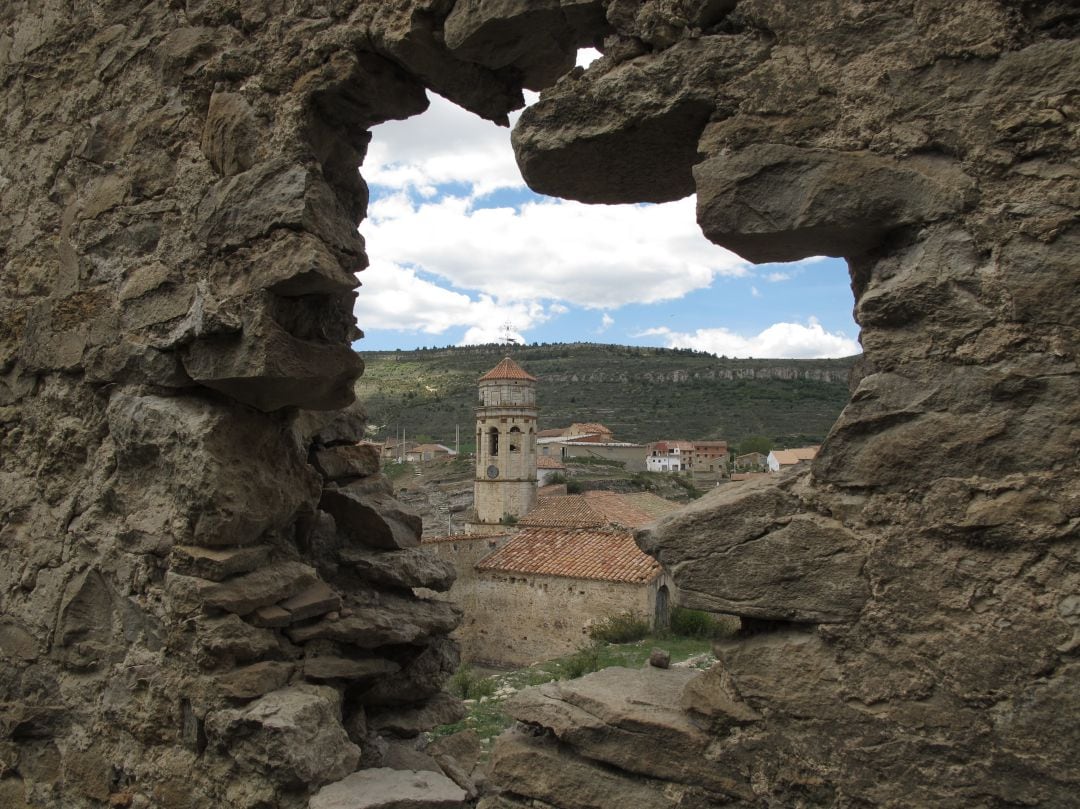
692, 440, 729, 473
405, 443, 456, 462
465, 527, 674, 666
536, 455, 565, 486
559, 438, 647, 471
734, 451, 767, 470
646, 440, 694, 472
766, 446, 820, 472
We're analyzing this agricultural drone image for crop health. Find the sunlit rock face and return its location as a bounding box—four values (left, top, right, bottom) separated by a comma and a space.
0, 0, 1076, 807
505, 1, 1080, 807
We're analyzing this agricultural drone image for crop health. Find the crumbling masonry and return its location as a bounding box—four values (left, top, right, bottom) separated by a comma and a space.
0, 2, 1077, 808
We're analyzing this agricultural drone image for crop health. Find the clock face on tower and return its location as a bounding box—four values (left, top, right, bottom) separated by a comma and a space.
486, 464, 499, 479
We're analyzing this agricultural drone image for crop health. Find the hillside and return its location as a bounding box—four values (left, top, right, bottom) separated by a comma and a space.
355, 343, 857, 450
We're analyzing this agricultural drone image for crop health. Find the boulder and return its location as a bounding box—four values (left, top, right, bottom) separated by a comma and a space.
489, 730, 682, 809
637, 475, 869, 623
308, 768, 465, 809
504, 666, 751, 798
205, 685, 359, 789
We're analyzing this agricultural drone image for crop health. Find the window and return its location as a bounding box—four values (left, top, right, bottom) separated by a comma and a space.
509, 426, 521, 452
489, 427, 499, 456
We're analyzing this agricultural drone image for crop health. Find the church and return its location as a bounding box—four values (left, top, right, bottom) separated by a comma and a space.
423, 356, 678, 666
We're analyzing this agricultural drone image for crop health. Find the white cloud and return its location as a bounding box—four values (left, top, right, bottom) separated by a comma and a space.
637, 318, 859, 359
577, 48, 601, 67
361, 193, 747, 312
765, 271, 792, 282
751, 285, 761, 297
354, 262, 556, 345
598, 313, 615, 333
364, 94, 526, 197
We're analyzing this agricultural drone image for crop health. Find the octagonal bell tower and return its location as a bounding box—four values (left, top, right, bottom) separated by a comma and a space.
473, 356, 538, 527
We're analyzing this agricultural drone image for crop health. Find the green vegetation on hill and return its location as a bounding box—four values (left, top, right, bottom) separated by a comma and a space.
356, 343, 857, 447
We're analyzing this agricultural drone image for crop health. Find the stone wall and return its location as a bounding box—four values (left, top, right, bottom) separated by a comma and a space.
462, 571, 670, 667
1, 0, 1077, 807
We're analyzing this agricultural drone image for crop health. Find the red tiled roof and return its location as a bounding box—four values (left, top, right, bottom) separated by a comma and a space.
583, 491, 657, 529
476, 528, 661, 583
618, 492, 682, 520
478, 357, 536, 382
517, 495, 605, 529
422, 532, 510, 544
536, 456, 565, 469
569, 423, 612, 435
536, 428, 567, 438
516, 491, 676, 530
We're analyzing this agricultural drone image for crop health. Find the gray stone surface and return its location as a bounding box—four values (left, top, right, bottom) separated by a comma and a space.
321, 479, 424, 550
309, 768, 466, 809
340, 546, 457, 591
206, 685, 360, 789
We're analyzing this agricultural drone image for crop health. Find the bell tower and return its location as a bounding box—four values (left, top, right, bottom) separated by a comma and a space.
472, 356, 538, 528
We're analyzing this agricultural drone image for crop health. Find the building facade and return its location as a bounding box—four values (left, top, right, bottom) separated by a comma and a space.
472, 357, 538, 526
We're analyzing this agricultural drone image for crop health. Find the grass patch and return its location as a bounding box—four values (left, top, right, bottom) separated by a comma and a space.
588, 612, 650, 644
665, 607, 739, 639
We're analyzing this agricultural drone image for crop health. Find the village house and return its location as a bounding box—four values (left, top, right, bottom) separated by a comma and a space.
692, 440, 729, 474
767, 446, 820, 472
405, 443, 457, 463
646, 440, 694, 472
536, 455, 566, 486
734, 451, 768, 471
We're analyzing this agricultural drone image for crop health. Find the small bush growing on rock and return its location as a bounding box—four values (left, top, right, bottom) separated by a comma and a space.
588, 612, 650, 644
561, 643, 602, 679
669, 607, 737, 639
448, 665, 496, 700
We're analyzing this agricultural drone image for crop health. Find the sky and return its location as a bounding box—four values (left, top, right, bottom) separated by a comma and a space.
352, 51, 861, 359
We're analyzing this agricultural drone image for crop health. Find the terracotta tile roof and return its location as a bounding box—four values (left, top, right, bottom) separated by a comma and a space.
476, 528, 661, 583
422, 532, 510, 544
569, 423, 612, 435
478, 357, 536, 382
618, 492, 683, 519
770, 446, 820, 466
517, 495, 605, 529
536, 456, 565, 469
536, 427, 567, 438
516, 491, 676, 530
583, 491, 657, 529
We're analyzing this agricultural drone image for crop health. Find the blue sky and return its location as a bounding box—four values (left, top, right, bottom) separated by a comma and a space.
353, 56, 861, 359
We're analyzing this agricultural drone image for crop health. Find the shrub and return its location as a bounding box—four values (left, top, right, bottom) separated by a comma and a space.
588, 612, 650, 644
561, 643, 602, 679
669, 607, 736, 639
546, 472, 567, 485
448, 665, 496, 700
566, 480, 584, 494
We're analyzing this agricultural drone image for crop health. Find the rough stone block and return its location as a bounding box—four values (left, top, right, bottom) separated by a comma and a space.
339, 546, 457, 591
314, 443, 382, 481
320, 480, 422, 550
203, 562, 319, 616
286, 592, 460, 648
170, 544, 271, 582
279, 581, 341, 623
218, 661, 295, 700
303, 656, 400, 683
250, 605, 292, 628
206, 685, 359, 789
308, 767, 466, 809
368, 692, 467, 738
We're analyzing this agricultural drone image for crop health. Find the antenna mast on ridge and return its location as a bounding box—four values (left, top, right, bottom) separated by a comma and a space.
500, 321, 518, 346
